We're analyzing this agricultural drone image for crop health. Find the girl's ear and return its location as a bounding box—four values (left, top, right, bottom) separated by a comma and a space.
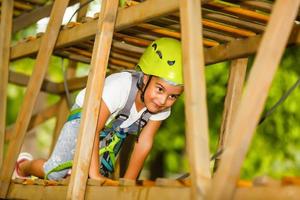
143, 74, 149, 85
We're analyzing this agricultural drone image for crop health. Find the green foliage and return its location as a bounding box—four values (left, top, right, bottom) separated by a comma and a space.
242, 46, 300, 179
147, 46, 300, 180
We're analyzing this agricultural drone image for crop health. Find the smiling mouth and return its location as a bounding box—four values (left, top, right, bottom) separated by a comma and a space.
153, 103, 163, 109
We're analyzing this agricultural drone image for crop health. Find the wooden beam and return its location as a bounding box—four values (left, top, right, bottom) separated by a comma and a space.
7, 182, 300, 200
10, 0, 181, 60
209, 1, 300, 199
214, 58, 248, 172
202, 10, 265, 33
180, 0, 211, 199
66, 0, 119, 199
0, 0, 70, 197
8, 70, 87, 94
7, 182, 191, 200
10, 15, 300, 66
204, 25, 300, 65
233, 186, 300, 200
204, 1, 269, 23
0, 0, 13, 171
12, 0, 79, 33
77, 0, 89, 22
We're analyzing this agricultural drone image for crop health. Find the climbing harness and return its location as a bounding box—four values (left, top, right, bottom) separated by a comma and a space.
45, 72, 151, 179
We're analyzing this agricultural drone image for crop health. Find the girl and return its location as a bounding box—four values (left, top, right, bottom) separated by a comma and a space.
15, 37, 184, 181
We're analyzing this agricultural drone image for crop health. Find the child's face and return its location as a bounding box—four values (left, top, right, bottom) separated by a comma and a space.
143, 76, 183, 113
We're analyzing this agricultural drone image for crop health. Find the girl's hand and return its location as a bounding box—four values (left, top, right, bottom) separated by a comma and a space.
89, 173, 119, 186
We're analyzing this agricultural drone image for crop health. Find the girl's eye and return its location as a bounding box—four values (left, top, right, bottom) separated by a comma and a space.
156, 87, 163, 93
169, 95, 178, 100
156, 50, 162, 59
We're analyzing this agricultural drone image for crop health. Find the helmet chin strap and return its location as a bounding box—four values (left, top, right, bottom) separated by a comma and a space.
140, 75, 152, 103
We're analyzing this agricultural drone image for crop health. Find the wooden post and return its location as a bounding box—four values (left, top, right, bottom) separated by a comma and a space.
66, 0, 119, 199
77, 0, 90, 22
213, 58, 248, 172
0, 0, 13, 171
210, 1, 300, 199
0, 0, 70, 197
180, 0, 211, 199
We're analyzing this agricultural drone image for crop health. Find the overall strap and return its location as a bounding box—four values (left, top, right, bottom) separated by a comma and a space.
112, 72, 143, 129
118, 72, 142, 116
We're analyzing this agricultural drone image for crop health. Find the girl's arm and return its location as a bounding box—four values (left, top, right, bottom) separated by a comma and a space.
89, 100, 111, 180
124, 120, 162, 180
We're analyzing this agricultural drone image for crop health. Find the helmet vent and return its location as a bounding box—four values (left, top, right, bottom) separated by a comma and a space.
168, 60, 175, 66
152, 43, 157, 50
156, 50, 162, 59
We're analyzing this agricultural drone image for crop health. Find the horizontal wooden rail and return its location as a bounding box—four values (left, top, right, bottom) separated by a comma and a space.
12, 0, 79, 33
10, 0, 181, 60
8, 70, 87, 94
6, 181, 300, 200
204, 25, 300, 65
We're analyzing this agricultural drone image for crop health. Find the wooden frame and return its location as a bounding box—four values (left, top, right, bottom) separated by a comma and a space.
210, 0, 300, 199
180, 0, 211, 199
0, 0, 70, 197
214, 58, 248, 171
1, 0, 300, 199
66, 0, 119, 199
0, 0, 13, 171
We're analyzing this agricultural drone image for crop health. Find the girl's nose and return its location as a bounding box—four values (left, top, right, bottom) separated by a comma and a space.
159, 95, 168, 105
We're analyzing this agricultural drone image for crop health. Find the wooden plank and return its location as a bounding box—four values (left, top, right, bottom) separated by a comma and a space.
202, 10, 265, 33
0, 0, 13, 171
77, 0, 89, 22
8, 70, 87, 94
209, 1, 300, 199
7, 182, 191, 200
136, 23, 219, 47
0, 0, 70, 197
214, 58, 247, 172
8, 70, 57, 93
180, 0, 211, 199
6, 182, 300, 200
234, 186, 300, 200
10, 0, 181, 61
204, 25, 300, 65
202, 19, 256, 37
10, 10, 300, 65
66, 0, 119, 199
12, 0, 79, 33
204, 1, 269, 23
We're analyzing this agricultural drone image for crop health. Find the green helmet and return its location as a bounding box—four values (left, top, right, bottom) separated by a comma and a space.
137, 37, 183, 85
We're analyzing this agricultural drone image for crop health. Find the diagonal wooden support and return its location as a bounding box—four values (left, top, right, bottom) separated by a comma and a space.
0, 0, 13, 172
50, 0, 88, 154
213, 58, 248, 172
66, 0, 119, 199
180, 0, 211, 199
0, 0, 70, 197
209, 0, 300, 199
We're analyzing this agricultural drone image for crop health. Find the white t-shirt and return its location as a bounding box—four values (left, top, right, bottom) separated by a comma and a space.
75, 72, 171, 128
